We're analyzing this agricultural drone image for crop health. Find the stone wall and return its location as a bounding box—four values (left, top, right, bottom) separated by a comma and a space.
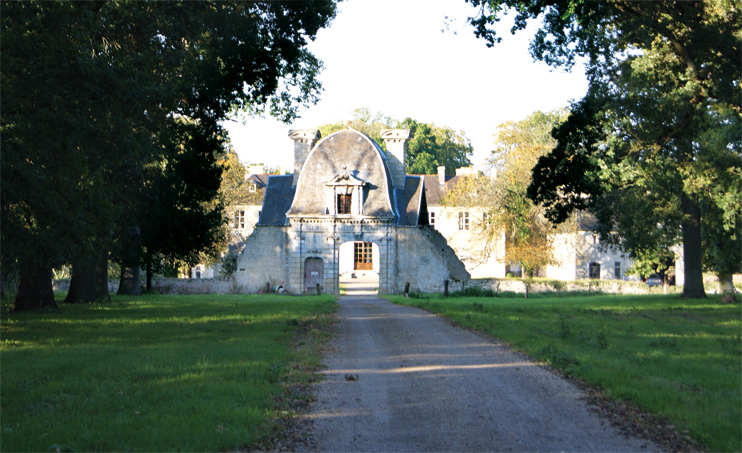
234, 221, 471, 296
53, 279, 120, 292
234, 226, 291, 293
53, 278, 241, 295
466, 278, 655, 295
392, 226, 470, 294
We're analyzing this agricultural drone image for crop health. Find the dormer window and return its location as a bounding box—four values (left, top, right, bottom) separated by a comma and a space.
249, 182, 257, 193
323, 171, 366, 216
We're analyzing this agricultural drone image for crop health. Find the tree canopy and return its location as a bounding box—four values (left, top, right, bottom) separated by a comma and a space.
318, 108, 474, 175
2, 1, 338, 309
466, 0, 741, 297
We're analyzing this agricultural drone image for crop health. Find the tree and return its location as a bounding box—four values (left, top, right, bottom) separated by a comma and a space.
318, 107, 399, 151
2, 1, 338, 309
133, 118, 227, 294
318, 108, 473, 174
466, 0, 741, 298
444, 110, 573, 276
400, 118, 474, 174
218, 148, 249, 208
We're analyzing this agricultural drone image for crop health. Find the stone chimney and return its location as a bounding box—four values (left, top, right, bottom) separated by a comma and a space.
288, 129, 321, 186
437, 166, 446, 186
381, 129, 410, 189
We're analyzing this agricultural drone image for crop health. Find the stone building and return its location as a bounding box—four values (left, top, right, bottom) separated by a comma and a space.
418, 168, 651, 283
234, 128, 470, 295
231, 173, 270, 242
421, 166, 507, 279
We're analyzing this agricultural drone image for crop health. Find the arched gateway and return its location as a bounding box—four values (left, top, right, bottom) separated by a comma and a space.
235, 128, 469, 295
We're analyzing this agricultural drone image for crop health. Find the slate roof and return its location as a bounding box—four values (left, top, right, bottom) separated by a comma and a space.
257, 175, 295, 226
232, 173, 273, 206
246, 174, 270, 189
287, 129, 396, 218
395, 176, 426, 226
577, 211, 599, 231
421, 174, 462, 206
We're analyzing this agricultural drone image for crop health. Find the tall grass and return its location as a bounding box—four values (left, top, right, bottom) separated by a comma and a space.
388, 293, 741, 452
1, 293, 336, 452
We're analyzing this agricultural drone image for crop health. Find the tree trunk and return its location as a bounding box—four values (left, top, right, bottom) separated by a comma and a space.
14, 267, 57, 311
65, 254, 110, 303
66, 267, 96, 303
97, 256, 110, 299
146, 258, 152, 292
118, 266, 141, 296
718, 272, 734, 294
681, 195, 706, 298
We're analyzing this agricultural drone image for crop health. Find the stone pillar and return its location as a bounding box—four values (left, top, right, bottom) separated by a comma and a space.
381, 129, 410, 190
288, 129, 321, 187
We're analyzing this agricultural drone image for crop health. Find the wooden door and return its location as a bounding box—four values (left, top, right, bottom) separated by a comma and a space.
304, 258, 324, 292
354, 242, 373, 271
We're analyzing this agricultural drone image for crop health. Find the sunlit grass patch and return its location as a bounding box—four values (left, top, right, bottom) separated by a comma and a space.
388, 293, 741, 452
0, 293, 336, 452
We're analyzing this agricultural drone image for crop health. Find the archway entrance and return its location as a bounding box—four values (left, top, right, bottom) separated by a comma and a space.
338, 241, 379, 295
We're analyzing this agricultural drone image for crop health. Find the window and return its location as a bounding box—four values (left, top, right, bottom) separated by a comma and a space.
234, 210, 246, 229
337, 194, 352, 214
589, 262, 601, 279
482, 212, 489, 229
429, 211, 436, 225
458, 211, 469, 230
324, 173, 366, 216
614, 262, 621, 280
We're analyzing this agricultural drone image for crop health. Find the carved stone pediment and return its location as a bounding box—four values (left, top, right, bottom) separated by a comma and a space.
323, 172, 367, 187
322, 170, 367, 216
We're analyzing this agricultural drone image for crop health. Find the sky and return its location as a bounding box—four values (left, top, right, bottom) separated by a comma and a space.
222, 0, 589, 171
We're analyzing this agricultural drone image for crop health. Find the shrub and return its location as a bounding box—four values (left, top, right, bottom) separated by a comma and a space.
219, 249, 239, 279
228, 282, 245, 295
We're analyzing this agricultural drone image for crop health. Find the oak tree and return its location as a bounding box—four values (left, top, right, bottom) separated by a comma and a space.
467, 0, 741, 298
2, 1, 338, 308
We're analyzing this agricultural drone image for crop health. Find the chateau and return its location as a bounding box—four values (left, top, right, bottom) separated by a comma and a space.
233, 128, 469, 295
230, 128, 685, 294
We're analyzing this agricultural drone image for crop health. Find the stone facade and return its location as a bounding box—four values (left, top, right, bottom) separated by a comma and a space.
422, 167, 649, 282
234, 128, 470, 295
421, 168, 507, 279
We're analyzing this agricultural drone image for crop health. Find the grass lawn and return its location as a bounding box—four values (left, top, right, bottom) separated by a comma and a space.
1, 292, 336, 452
388, 292, 741, 452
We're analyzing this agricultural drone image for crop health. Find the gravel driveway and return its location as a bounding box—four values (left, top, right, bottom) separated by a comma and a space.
297, 278, 661, 452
